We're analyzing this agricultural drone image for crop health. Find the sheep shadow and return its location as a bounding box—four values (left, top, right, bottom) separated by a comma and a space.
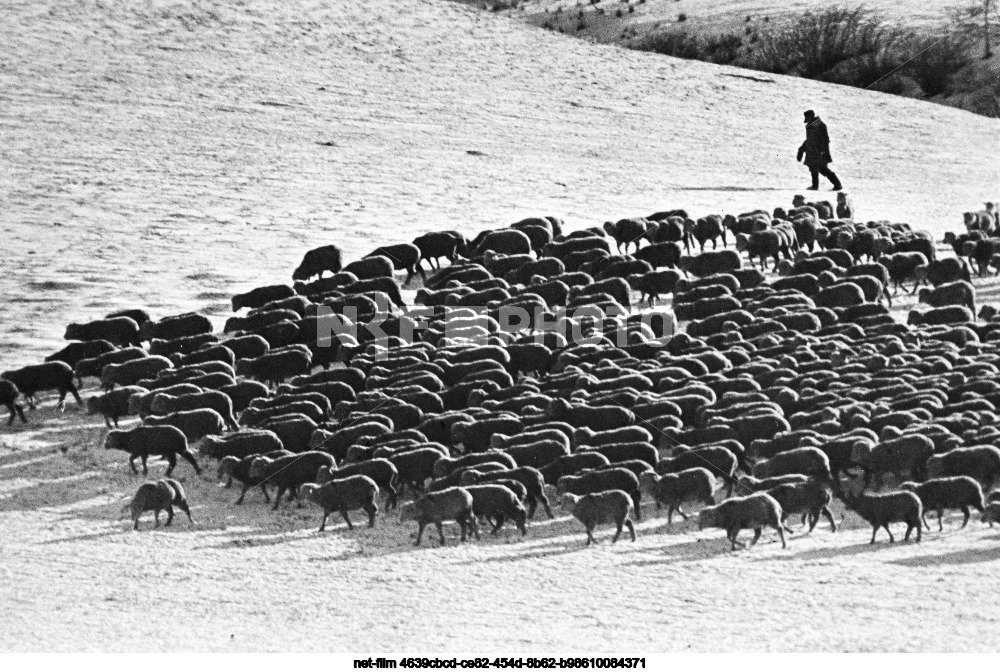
775, 539, 920, 561
466, 541, 587, 564
39, 528, 127, 545
889, 546, 1000, 567
620, 537, 724, 565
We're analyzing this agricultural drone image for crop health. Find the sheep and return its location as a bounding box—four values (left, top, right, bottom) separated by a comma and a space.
101, 356, 172, 391
460, 466, 552, 518
899, 477, 985, 530
390, 447, 447, 493
151, 390, 238, 430
65, 317, 141, 347
557, 468, 643, 520
917, 280, 976, 314
144, 405, 226, 445
765, 479, 837, 533
697, 492, 786, 551
735, 230, 789, 271
581, 442, 658, 469
603, 218, 649, 253
74, 347, 148, 384
300, 476, 379, 531
400, 487, 478, 546
907, 305, 974, 327
45, 339, 116, 367
149, 333, 220, 357
248, 451, 336, 510
1, 362, 82, 410
465, 484, 528, 535
688, 215, 727, 252
217, 450, 293, 504
639, 468, 715, 523
677, 250, 742, 278
496, 438, 569, 470
880, 252, 928, 294
86, 385, 147, 428
573, 426, 652, 449
983, 503, 1000, 526
433, 452, 518, 480
316, 459, 401, 509
105, 424, 201, 476
293, 246, 342, 281
656, 447, 738, 495
751, 447, 833, 482
568, 277, 631, 309
545, 398, 634, 431
139, 313, 213, 342
199, 429, 284, 461
737, 474, 809, 493
413, 231, 464, 270
236, 347, 312, 387
106, 308, 151, 326
840, 488, 922, 544
673, 295, 743, 321
128, 478, 194, 530
915, 258, 971, 288
633, 242, 683, 270
561, 490, 636, 545
366, 243, 424, 284
538, 452, 611, 484
219, 380, 271, 414
0, 380, 27, 425
814, 283, 866, 310
232, 284, 297, 311
128, 383, 201, 418
926, 446, 1000, 489
451, 416, 524, 453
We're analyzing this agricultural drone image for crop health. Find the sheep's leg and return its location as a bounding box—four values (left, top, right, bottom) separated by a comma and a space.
676, 504, 689, 521
164, 453, 177, 477
538, 492, 554, 519
585, 525, 595, 546
154, 510, 161, 528
625, 518, 636, 542
870, 525, 878, 544
631, 493, 642, 521
69, 383, 83, 407
413, 522, 425, 546
26, 395, 36, 410
468, 514, 479, 541
259, 484, 271, 503
272, 487, 285, 511
318, 511, 329, 532
938, 509, 945, 532
822, 506, 837, 532
774, 524, 787, 549
961, 506, 971, 528
133, 517, 140, 531
165, 505, 175, 527
490, 515, 503, 534
104, 417, 112, 429
750, 528, 763, 546
781, 515, 795, 535
340, 509, 353, 530
884, 524, 895, 543
56, 388, 67, 411
438, 521, 448, 545
366, 504, 377, 528
612, 521, 623, 543
129, 456, 139, 474
178, 501, 194, 524
141, 455, 149, 476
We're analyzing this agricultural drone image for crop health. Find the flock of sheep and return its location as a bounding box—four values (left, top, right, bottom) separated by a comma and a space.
5, 192, 1000, 550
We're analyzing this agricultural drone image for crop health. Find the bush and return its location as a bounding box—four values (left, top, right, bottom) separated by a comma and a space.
906, 33, 972, 96
633, 31, 702, 59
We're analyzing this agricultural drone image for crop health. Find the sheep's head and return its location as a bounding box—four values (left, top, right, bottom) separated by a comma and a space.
942, 232, 957, 245
602, 221, 617, 238
850, 439, 874, 465
734, 233, 750, 253
217, 456, 237, 482
982, 503, 1000, 525
560, 493, 580, 513
917, 288, 933, 305
399, 502, 418, 523
638, 471, 659, 497
697, 505, 718, 530
247, 457, 271, 480
299, 483, 320, 501
961, 240, 978, 257
458, 470, 479, 487
792, 195, 806, 207
85, 397, 101, 415
150, 393, 173, 415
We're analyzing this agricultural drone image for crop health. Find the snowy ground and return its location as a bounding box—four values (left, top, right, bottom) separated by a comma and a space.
2, 0, 1000, 653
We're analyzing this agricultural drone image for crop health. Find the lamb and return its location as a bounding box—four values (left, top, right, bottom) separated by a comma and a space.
926, 446, 1000, 489
316, 459, 401, 509
45, 339, 116, 367
105, 425, 201, 476
217, 450, 292, 504
151, 390, 238, 430
899, 477, 985, 530
199, 430, 284, 461
128, 478, 194, 530
557, 468, 643, 520
840, 488, 922, 543
400, 487, 478, 546
101, 356, 172, 390
232, 284, 297, 311
139, 313, 213, 342
639, 468, 715, 524
366, 243, 424, 284
561, 490, 636, 545
765, 479, 837, 533
1, 362, 82, 410
293, 246, 342, 281
236, 347, 312, 388
300, 476, 379, 531
917, 280, 976, 314
86, 385, 147, 427
64, 317, 141, 347
698, 492, 787, 551
460, 466, 552, 518
465, 484, 528, 535
144, 408, 226, 444
0, 380, 27, 425
248, 451, 337, 510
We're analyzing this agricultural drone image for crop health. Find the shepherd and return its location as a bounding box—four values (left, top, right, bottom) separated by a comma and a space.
797, 110, 842, 191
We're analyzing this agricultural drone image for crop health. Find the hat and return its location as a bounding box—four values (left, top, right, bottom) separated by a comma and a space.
804, 110, 816, 120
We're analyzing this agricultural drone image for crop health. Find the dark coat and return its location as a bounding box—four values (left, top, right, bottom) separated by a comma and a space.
798, 117, 832, 168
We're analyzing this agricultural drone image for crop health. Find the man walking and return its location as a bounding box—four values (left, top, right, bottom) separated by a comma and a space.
797, 110, 842, 191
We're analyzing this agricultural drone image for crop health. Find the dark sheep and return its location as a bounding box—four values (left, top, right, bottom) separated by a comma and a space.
149, 333, 220, 358
840, 488, 922, 544
562, 490, 637, 545
390, 447, 448, 493
76, 346, 149, 385
452, 416, 524, 453
2, 362, 82, 410
219, 380, 271, 413
907, 305, 974, 327
546, 398, 634, 431
217, 450, 294, 504
413, 231, 465, 270
915, 258, 971, 288
106, 309, 151, 326
300, 476, 379, 531
144, 408, 226, 444
538, 452, 611, 485
45, 340, 116, 367
698, 492, 786, 551
899, 477, 985, 530
101, 356, 173, 390
0, 380, 27, 425
236, 347, 312, 387
465, 484, 528, 535
128, 478, 194, 530
735, 230, 789, 271
151, 390, 238, 430
105, 424, 201, 476
400, 487, 478, 546
582, 443, 658, 469
926, 446, 1000, 488
879, 252, 928, 294
65, 317, 141, 347
917, 280, 975, 314
200, 429, 284, 461
639, 468, 715, 524
604, 218, 650, 253
316, 459, 401, 510
678, 250, 742, 278
557, 467, 642, 520
688, 215, 727, 252
248, 451, 337, 510
139, 313, 213, 342
87, 385, 147, 428
459, 466, 552, 519
634, 242, 683, 270
674, 295, 742, 321
766, 479, 837, 533
752, 447, 833, 482
293, 245, 343, 281
232, 284, 297, 312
